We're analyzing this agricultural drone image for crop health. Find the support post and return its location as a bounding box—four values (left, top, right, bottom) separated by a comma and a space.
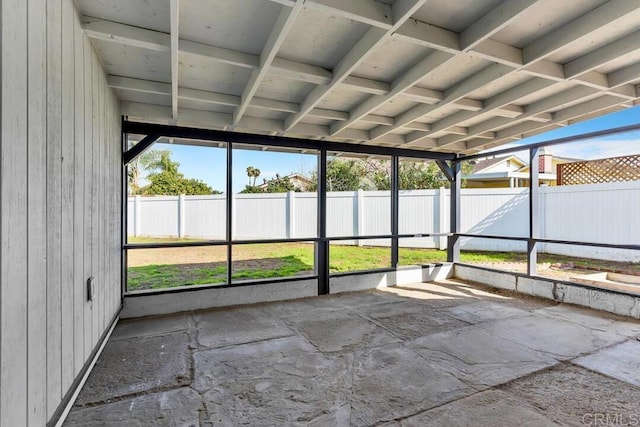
178, 194, 185, 238
317, 148, 329, 295
391, 156, 399, 268
134, 195, 141, 237
528, 147, 540, 276
226, 143, 233, 285
447, 158, 461, 263
356, 188, 364, 246
287, 190, 295, 238
438, 187, 447, 250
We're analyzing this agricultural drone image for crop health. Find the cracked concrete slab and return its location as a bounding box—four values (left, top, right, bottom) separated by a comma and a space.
111, 313, 189, 341
193, 335, 317, 393
575, 340, 640, 387
408, 327, 558, 388
480, 314, 626, 360
536, 304, 640, 338
350, 343, 473, 426
400, 390, 558, 427
441, 301, 531, 324
330, 290, 407, 308
194, 336, 353, 425
66, 280, 640, 426
380, 282, 484, 307
195, 306, 293, 349
283, 308, 401, 352
64, 387, 202, 426
502, 364, 640, 426
358, 301, 470, 340
75, 333, 191, 406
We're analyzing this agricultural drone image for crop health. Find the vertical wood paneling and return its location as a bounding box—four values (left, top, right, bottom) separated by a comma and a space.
1, 0, 29, 424
46, 0, 63, 418
82, 36, 94, 361
26, 0, 48, 424
60, 0, 76, 393
91, 49, 100, 348
1, 1, 121, 423
72, 4, 85, 376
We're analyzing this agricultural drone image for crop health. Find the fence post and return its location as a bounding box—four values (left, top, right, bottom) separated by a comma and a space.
438, 187, 447, 250
231, 192, 236, 240
178, 194, 186, 238
288, 191, 295, 238
357, 189, 364, 246
134, 195, 141, 237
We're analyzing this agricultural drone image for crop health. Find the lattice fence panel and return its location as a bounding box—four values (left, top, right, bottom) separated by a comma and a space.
557, 154, 640, 185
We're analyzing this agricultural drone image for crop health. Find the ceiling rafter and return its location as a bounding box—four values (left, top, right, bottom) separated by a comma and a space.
81, 0, 640, 153
329, 50, 454, 136
564, 29, 640, 79
170, 0, 179, 120
233, 0, 303, 125
282, 0, 429, 131
370, 63, 514, 140
83, 18, 524, 119
434, 85, 601, 148
463, 95, 629, 152
366, 1, 640, 141
523, 0, 640, 63
120, 101, 409, 145
432, 59, 640, 148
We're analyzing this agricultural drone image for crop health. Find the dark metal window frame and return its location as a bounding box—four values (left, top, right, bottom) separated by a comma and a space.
454, 122, 640, 275
121, 120, 640, 297
121, 120, 456, 295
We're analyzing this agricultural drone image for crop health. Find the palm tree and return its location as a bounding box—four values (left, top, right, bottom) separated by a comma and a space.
246, 166, 261, 186
149, 151, 180, 175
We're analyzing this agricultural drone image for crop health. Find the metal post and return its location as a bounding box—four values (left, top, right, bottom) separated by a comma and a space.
447, 158, 461, 263
317, 148, 329, 295
226, 143, 233, 285
390, 155, 399, 268
121, 123, 128, 301
528, 147, 540, 276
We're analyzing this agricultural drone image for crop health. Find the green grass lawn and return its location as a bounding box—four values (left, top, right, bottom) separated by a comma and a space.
126, 240, 640, 291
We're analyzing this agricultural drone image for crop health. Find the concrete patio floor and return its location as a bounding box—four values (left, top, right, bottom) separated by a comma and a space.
65, 279, 640, 426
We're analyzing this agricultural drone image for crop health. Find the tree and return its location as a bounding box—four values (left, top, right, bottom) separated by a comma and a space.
265, 174, 297, 193
134, 150, 220, 195
399, 162, 445, 190
246, 166, 261, 186
140, 171, 218, 196
128, 149, 167, 194
308, 158, 366, 191
147, 150, 180, 175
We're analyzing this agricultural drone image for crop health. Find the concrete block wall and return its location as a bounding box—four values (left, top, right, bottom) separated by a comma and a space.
455, 265, 640, 319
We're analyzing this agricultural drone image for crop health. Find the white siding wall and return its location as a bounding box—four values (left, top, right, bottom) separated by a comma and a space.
1, 0, 122, 425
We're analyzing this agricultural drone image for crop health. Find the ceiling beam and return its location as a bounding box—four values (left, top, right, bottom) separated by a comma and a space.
170, 0, 179, 120
464, 95, 626, 152
371, 63, 513, 140
564, 29, 640, 78
460, 0, 538, 50
330, 51, 454, 135
435, 85, 600, 148
523, 0, 640, 63
306, 0, 393, 29
283, 0, 429, 130
233, 0, 303, 125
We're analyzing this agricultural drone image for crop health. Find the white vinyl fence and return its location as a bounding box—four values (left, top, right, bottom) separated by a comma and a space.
127, 181, 640, 262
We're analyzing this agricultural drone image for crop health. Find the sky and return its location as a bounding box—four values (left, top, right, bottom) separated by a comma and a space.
142, 105, 640, 192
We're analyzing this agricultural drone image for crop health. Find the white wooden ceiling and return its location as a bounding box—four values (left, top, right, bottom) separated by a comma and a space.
78, 0, 640, 153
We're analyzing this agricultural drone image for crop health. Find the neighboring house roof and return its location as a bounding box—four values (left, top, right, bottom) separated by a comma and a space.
470, 155, 527, 174
256, 173, 314, 190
